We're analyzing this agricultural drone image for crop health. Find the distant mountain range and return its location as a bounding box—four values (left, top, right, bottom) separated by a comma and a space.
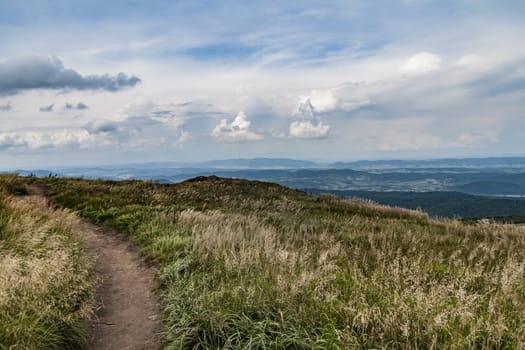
330, 157, 525, 170
9, 156, 525, 173
198, 158, 318, 169
5, 156, 525, 219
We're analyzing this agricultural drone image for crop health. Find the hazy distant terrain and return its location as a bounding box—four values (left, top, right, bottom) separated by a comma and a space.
8, 157, 525, 219
305, 189, 525, 221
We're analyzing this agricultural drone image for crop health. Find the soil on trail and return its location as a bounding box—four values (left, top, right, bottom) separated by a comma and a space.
27, 185, 162, 350
80, 221, 161, 350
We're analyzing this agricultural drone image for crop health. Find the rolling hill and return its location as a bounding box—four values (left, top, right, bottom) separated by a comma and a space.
14, 175, 525, 349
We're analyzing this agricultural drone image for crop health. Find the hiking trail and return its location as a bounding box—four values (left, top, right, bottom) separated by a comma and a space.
28, 185, 161, 350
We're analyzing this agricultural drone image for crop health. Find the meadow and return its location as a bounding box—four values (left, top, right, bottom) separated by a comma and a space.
0, 175, 94, 349
29, 175, 525, 349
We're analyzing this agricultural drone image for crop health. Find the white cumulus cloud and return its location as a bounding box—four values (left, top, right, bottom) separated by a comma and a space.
300, 89, 365, 114
310, 89, 338, 113
401, 52, 441, 76
289, 96, 330, 139
289, 121, 330, 139
212, 111, 264, 142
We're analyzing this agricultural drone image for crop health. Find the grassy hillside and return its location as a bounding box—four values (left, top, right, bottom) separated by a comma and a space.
0, 175, 94, 349
29, 176, 525, 349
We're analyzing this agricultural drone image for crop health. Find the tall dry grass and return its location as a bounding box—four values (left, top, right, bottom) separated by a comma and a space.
0, 177, 94, 350
157, 208, 525, 349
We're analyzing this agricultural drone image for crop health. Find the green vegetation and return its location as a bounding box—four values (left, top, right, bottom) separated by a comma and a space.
0, 175, 94, 350
28, 175, 525, 349
306, 189, 525, 219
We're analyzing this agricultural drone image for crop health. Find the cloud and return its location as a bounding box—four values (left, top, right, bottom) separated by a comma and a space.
39, 104, 54, 112
309, 89, 338, 113
456, 54, 483, 68
378, 129, 446, 151
85, 100, 189, 147
289, 121, 330, 139
0, 129, 96, 150
85, 116, 162, 136
0, 103, 191, 151
377, 129, 498, 151
289, 96, 330, 139
65, 102, 89, 110
464, 61, 525, 97
294, 96, 316, 120
0, 56, 141, 95
0, 101, 12, 112
0, 3, 524, 164
310, 87, 370, 113
85, 116, 173, 136
212, 111, 264, 142
401, 52, 441, 76
119, 99, 188, 130
459, 132, 498, 146
84, 120, 120, 134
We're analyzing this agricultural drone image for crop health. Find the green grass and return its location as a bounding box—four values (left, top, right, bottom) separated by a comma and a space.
0, 175, 94, 350
27, 176, 525, 349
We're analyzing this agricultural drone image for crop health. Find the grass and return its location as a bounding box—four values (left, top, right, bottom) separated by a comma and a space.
26, 176, 525, 349
0, 175, 94, 350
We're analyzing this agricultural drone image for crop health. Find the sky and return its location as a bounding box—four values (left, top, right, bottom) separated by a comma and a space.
0, 0, 524, 169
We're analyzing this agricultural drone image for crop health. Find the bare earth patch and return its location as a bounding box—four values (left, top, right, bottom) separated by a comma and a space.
80, 220, 161, 350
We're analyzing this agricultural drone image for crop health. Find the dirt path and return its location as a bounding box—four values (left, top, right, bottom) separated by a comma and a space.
79, 221, 161, 350
28, 185, 162, 350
